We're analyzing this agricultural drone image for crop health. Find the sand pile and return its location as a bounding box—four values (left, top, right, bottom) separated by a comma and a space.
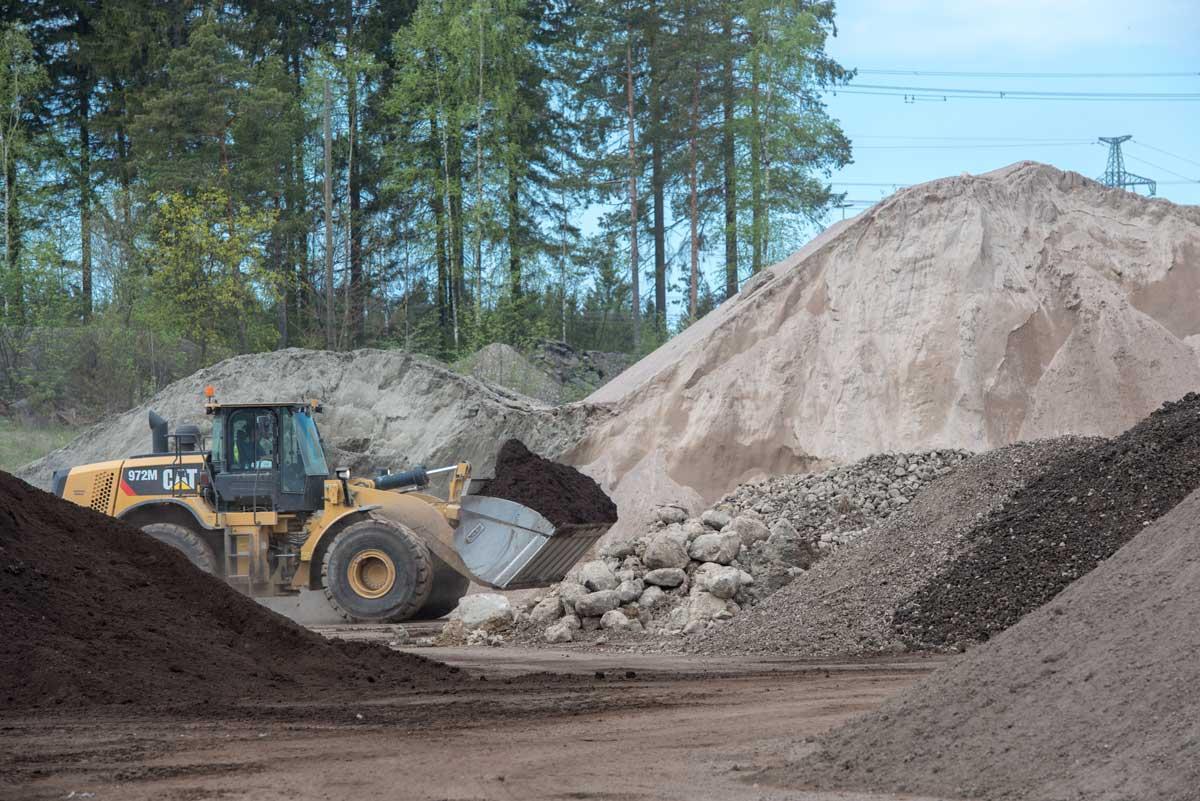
694, 438, 1097, 657
895, 391, 1200, 647
778, 487, 1200, 801
19, 348, 604, 490
570, 162, 1200, 538
0, 471, 459, 710
485, 439, 617, 527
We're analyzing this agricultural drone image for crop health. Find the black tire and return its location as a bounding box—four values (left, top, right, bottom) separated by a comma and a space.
415, 554, 471, 620
321, 517, 434, 623
142, 522, 218, 575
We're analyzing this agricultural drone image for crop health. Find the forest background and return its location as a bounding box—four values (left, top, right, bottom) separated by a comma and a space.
0, 0, 851, 422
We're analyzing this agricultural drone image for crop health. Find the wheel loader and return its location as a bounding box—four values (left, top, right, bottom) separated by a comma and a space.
52, 388, 609, 622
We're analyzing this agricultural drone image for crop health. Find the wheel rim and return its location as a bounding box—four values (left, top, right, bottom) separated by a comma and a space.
347, 549, 396, 599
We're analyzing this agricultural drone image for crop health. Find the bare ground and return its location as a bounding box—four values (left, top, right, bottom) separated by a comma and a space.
0, 647, 953, 801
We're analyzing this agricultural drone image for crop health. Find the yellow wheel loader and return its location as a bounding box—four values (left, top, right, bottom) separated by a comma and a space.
52, 390, 609, 622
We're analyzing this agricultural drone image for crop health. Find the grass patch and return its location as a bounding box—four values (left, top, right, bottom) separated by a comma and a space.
0, 418, 79, 472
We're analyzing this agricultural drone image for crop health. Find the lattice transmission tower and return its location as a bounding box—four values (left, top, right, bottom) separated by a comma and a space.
1097, 135, 1156, 196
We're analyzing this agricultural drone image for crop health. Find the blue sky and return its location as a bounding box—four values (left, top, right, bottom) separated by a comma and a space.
823, 0, 1200, 211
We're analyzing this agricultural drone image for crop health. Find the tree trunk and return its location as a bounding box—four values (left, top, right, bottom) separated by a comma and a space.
721, 11, 737, 299
688, 63, 700, 320
749, 28, 763, 275
2, 132, 9, 282
648, 12, 666, 338
273, 193, 287, 347
79, 88, 92, 319
430, 115, 449, 349
625, 24, 641, 351
5, 158, 20, 323
438, 114, 459, 351
474, 0, 486, 326
323, 78, 334, 349
286, 46, 305, 342
347, 64, 363, 346
450, 132, 465, 313
506, 166, 520, 298
3, 139, 11, 299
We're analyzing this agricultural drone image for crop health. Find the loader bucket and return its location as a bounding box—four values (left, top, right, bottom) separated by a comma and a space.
454, 495, 610, 589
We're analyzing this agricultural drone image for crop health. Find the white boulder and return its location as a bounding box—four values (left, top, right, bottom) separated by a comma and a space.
643, 567, 687, 587
688, 531, 741, 565
544, 622, 574, 643
644, 532, 691, 570
600, 610, 631, 630
450, 593, 513, 630
579, 560, 620, 591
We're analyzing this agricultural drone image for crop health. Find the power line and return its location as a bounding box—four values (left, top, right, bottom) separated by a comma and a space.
856, 69, 1200, 79
1122, 152, 1198, 183
846, 83, 1200, 99
831, 89, 1200, 103
850, 135, 1090, 142
854, 142, 1093, 150
1129, 141, 1200, 170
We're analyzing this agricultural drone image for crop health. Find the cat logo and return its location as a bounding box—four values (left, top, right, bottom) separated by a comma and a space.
162, 468, 199, 492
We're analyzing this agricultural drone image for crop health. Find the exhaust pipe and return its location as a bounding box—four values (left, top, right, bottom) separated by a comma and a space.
374, 466, 430, 491
149, 410, 169, 454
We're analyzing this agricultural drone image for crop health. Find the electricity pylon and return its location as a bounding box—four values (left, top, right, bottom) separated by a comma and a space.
1097, 136, 1156, 196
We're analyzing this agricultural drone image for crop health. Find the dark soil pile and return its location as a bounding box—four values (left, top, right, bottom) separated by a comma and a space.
691, 438, 1098, 657
485, 439, 617, 527
0, 471, 460, 711
893, 392, 1200, 648
777, 488, 1200, 801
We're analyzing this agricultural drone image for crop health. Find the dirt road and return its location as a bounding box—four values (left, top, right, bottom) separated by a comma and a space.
1, 649, 953, 801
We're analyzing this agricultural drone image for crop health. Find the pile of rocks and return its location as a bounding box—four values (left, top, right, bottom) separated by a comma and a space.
509, 449, 969, 644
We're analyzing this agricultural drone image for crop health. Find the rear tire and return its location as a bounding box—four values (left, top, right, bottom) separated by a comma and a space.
142, 522, 218, 575
322, 517, 434, 623
415, 555, 471, 620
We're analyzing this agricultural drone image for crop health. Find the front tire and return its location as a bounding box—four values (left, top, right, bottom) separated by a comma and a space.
142, 522, 218, 575
322, 517, 434, 623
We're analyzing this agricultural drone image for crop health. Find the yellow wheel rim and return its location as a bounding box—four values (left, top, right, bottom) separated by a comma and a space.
347, 549, 396, 599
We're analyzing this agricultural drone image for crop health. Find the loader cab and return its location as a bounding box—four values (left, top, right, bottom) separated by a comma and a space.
207, 402, 329, 513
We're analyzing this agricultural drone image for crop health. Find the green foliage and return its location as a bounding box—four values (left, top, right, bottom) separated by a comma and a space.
147, 189, 278, 360
0, 0, 854, 417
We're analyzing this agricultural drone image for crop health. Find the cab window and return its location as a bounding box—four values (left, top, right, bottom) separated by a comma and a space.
210, 415, 225, 469
228, 409, 276, 472
280, 409, 305, 493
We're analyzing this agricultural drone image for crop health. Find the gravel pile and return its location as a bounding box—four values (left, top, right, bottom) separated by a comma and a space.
894, 392, 1200, 648
692, 438, 1097, 657
506, 450, 969, 645
780, 487, 1200, 801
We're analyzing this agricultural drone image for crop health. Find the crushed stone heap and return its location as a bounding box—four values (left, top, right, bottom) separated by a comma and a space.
19, 347, 604, 491
0, 471, 459, 710
893, 391, 1200, 648
693, 438, 1097, 657
778, 487, 1200, 801
509, 449, 968, 644
569, 162, 1200, 540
